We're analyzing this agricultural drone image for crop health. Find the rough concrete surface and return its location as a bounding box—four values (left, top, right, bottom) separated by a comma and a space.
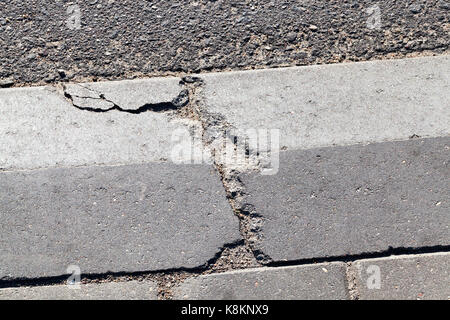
173, 263, 349, 300
0, 0, 448, 85
0, 163, 241, 279
240, 137, 450, 261
353, 253, 450, 300
0, 280, 158, 300
201, 56, 450, 151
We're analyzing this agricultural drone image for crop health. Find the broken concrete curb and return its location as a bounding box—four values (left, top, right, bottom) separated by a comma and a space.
63, 77, 188, 112
0, 55, 448, 299
0, 163, 241, 278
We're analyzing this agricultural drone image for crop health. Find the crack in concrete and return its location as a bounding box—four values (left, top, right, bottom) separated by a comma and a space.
63, 83, 189, 114
179, 76, 273, 266
3, 244, 449, 299
265, 244, 450, 267
0, 240, 258, 300
172, 76, 450, 299
55, 78, 263, 299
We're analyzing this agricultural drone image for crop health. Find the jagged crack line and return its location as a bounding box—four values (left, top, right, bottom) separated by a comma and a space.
265, 245, 450, 267
180, 76, 273, 265
63, 84, 189, 114
0, 239, 244, 290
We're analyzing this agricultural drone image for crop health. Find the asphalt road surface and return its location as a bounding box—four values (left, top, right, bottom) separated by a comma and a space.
0, 0, 449, 85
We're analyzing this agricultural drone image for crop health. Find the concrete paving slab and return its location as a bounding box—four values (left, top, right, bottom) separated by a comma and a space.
0, 84, 201, 171
173, 263, 349, 300
353, 253, 450, 300
0, 280, 158, 300
201, 56, 450, 151
0, 163, 241, 279
240, 137, 450, 261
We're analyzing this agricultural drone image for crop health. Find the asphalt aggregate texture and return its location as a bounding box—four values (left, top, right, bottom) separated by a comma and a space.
0, 0, 449, 86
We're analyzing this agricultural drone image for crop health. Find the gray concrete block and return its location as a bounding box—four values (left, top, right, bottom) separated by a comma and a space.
0, 280, 158, 300
173, 263, 349, 300
240, 137, 450, 261
0, 163, 241, 279
353, 253, 450, 300
0, 84, 202, 171
201, 56, 450, 151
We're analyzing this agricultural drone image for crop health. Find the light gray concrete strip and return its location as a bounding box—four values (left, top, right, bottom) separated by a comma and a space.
0, 163, 241, 279
353, 253, 450, 300
173, 263, 348, 300
0, 84, 200, 171
0, 281, 158, 300
240, 137, 450, 261
201, 56, 450, 151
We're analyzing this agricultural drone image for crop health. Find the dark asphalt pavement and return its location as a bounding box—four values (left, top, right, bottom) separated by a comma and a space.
0, 0, 449, 85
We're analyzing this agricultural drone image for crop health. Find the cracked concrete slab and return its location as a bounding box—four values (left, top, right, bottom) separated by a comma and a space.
64, 77, 188, 112
0, 163, 241, 279
195, 55, 450, 263
0, 83, 203, 171
0, 77, 240, 280
173, 263, 348, 300
63, 84, 115, 110
200, 56, 450, 151
352, 253, 450, 300
0, 280, 158, 300
240, 137, 450, 261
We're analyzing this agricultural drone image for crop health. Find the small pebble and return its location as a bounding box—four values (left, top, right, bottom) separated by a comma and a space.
0, 78, 14, 88
438, 0, 450, 9
409, 3, 423, 13
287, 32, 297, 43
